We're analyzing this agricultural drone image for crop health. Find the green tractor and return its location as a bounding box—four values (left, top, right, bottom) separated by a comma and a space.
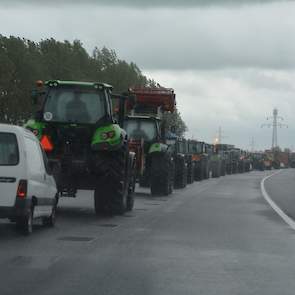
242, 150, 252, 172
230, 148, 240, 174
187, 140, 210, 181
25, 80, 136, 216
289, 152, 295, 168
214, 144, 230, 176
122, 87, 176, 196
251, 152, 265, 171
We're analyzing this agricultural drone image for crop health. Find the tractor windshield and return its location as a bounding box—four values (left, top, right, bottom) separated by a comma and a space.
124, 119, 158, 142
43, 87, 107, 124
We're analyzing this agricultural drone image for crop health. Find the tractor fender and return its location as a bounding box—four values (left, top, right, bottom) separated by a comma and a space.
91, 124, 126, 151
148, 142, 169, 155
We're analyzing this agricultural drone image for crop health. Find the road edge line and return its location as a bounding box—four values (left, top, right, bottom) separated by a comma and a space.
261, 170, 295, 230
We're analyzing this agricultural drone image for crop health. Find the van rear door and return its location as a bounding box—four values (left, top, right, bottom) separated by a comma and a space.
0, 132, 22, 207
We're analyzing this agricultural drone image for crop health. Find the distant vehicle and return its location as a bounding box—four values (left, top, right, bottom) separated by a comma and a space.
290, 152, 295, 168
0, 124, 57, 234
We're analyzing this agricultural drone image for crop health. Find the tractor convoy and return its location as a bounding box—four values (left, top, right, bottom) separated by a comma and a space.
23, 80, 294, 217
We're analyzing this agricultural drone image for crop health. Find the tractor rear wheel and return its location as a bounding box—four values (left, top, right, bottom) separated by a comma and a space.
187, 161, 194, 184
150, 153, 173, 196
94, 145, 129, 216
194, 161, 203, 181
220, 161, 226, 176
174, 156, 187, 189
203, 161, 210, 179
126, 154, 136, 211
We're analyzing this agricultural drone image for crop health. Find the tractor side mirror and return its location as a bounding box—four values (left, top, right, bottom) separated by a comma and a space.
31, 89, 39, 105
31, 89, 45, 105
128, 94, 136, 108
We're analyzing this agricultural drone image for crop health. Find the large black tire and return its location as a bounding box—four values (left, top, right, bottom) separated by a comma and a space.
42, 196, 58, 227
226, 163, 232, 175
150, 153, 173, 196
238, 161, 245, 173
244, 162, 250, 172
194, 161, 203, 181
220, 161, 226, 176
42, 205, 56, 227
203, 160, 210, 179
231, 162, 238, 174
187, 161, 194, 184
126, 153, 136, 211
94, 145, 129, 216
174, 155, 187, 189
16, 206, 33, 235
211, 161, 220, 178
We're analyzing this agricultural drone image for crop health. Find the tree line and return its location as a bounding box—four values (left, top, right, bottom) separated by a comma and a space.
0, 35, 186, 135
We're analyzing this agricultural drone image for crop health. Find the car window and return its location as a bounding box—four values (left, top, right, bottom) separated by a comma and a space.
24, 137, 44, 174
0, 132, 19, 166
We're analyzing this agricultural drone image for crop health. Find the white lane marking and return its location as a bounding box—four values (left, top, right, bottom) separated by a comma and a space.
261, 170, 295, 230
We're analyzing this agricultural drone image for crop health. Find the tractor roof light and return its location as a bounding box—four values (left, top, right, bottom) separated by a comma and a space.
36, 80, 44, 88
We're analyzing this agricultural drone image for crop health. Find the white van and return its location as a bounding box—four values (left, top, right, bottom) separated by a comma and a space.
0, 124, 57, 234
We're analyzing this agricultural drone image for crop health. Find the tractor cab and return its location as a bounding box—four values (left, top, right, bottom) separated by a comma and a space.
32, 80, 113, 126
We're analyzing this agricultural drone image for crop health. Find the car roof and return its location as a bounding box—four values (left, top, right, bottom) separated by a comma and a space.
0, 124, 36, 139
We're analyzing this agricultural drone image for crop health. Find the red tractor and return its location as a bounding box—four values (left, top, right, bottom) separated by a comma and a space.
122, 87, 176, 195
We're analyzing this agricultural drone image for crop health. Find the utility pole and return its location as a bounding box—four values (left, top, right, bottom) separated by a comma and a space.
214, 126, 227, 144
250, 137, 255, 152
261, 108, 287, 150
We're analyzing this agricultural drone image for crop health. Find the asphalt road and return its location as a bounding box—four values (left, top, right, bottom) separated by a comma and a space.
264, 168, 295, 220
1, 171, 295, 295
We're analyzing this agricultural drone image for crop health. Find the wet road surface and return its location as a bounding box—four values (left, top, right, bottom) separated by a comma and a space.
264, 168, 295, 220
1, 171, 295, 295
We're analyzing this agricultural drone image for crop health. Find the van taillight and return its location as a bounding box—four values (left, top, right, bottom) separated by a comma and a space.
17, 180, 27, 198
40, 135, 53, 152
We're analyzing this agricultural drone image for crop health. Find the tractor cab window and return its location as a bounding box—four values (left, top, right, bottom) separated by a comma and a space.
124, 119, 158, 142
43, 88, 107, 124
177, 141, 186, 154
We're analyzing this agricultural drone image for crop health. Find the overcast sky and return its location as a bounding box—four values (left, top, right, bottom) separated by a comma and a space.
0, 0, 294, 150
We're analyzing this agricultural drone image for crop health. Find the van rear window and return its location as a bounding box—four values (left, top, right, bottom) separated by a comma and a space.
0, 133, 19, 166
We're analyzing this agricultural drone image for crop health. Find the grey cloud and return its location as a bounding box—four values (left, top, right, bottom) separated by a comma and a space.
146, 69, 295, 150
0, 0, 291, 8
1, 3, 294, 71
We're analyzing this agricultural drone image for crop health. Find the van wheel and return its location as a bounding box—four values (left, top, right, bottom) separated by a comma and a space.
16, 207, 33, 235
42, 205, 56, 227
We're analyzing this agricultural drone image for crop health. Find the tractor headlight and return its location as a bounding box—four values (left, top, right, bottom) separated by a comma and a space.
100, 131, 115, 140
